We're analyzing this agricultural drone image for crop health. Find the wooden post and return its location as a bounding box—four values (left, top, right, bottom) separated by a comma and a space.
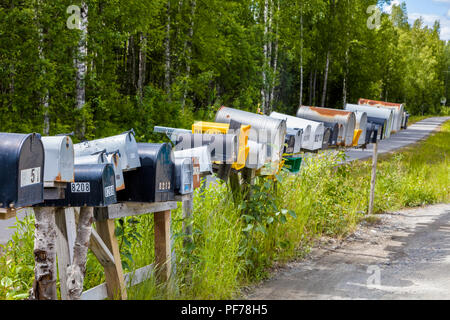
95, 212, 127, 300
55, 208, 77, 300
241, 168, 256, 202
0, 208, 16, 220
182, 194, 194, 248
368, 141, 379, 215
229, 170, 241, 205
154, 210, 172, 282
31, 207, 58, 300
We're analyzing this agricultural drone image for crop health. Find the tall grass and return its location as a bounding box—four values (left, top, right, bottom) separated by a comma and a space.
0, 121, 448, 300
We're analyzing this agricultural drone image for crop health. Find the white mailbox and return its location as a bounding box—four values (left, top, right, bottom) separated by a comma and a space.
41, 136, 75, 183
175, 158, 194, 195
174, 146, 213, 174
73, 130, 141, 171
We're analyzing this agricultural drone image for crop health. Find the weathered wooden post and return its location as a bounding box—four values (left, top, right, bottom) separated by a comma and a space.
368, 141, 379, 215
181, 193, 194, 247
154, 210, 172, 282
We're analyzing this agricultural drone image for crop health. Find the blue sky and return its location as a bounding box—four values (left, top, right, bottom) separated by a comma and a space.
383, 0, 450, 40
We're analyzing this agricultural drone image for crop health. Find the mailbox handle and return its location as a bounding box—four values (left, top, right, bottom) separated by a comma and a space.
121, 129, 136, 141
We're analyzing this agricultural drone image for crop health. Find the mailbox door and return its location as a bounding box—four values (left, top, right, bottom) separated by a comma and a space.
175, 158, 194, 195
106, 152, 125, 191
0, 133, 44, 208
192, 157, 201, 189
41, 136, 74, 183
118, 143, 175, 203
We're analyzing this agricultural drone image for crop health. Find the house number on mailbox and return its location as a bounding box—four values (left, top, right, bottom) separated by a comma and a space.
71, 182, 91, 193
159, 181, 171, 191
21, 167, 41, 187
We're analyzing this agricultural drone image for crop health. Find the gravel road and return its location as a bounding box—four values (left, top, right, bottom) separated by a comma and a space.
246, 204, 450, 300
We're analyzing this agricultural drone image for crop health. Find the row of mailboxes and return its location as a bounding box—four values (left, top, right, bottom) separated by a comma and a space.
38, 164, 117, 208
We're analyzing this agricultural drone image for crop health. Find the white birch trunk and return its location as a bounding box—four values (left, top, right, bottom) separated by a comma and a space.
261, 0, 269, 114
30, 208, 57, 300
75, 2, 88, 110
343, 47, 349, 107
269, 0, 279, 113
66, 207, 94, 300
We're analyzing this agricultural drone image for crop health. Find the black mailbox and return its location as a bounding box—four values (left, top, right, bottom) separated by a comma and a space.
0, 133, 44, 209
117, 143, 175, 203
39, 164, 117, 207
323, 122, 339, 146
367, 117, 386, 140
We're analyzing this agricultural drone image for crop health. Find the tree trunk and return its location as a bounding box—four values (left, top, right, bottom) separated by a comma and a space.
181, 0, 197, 111
66, 207, 94, 300
299, 0, 304, 107
75, 2, 88, 138
269, 0, 279, 113
164, 0, 172, 100
261, 0, 269, 114
30, 208, 58, 300
137, 33, 147, 101
321, 51, 330, 108
343, 47, 349, 108
308, 69, 313, 106
313, 68, 317, 106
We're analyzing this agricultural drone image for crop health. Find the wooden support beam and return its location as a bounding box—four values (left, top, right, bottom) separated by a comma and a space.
89, 228, 115, 267
95, 211, 127, 300
154, 210, 172, 282
368, 142, 379, 215
181, 194, 194, 248
55, 208, 77, 300
94, 202, 178, 221
0, 208, 16, 220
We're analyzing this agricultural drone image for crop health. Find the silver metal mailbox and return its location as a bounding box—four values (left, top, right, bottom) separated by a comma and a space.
215, 107, 287, 164
154, 126, 192, 144
175, 157, 194, 195
73, 130, 141, 171
174, 133, 238, 164
286, 128, 303, 154
246, 140, 267, 170
174, 146, 213, 174
41, 136, 75, 183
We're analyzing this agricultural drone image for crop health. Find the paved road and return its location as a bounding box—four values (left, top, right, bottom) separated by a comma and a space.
344, 116, 450, 162
1, 117, 448, 246
246, 204, 450, 300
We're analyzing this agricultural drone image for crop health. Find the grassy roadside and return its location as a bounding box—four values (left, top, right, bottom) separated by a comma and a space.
0, 121, 449, 300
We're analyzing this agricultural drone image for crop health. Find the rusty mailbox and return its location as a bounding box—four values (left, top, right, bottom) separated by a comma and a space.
41, 136, 75, 184
39, 164, 117, 207
117, 143, 175, 203
0, 133, 45, 209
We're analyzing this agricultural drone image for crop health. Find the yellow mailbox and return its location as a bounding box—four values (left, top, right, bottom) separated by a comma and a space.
192, 121, 250, 170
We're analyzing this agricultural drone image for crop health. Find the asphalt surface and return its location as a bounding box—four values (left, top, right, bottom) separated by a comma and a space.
246, 204, 450, 300
1, 117, 449, 247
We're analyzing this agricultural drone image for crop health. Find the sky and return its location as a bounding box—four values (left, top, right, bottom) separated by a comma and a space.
383, 0, 450, 41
